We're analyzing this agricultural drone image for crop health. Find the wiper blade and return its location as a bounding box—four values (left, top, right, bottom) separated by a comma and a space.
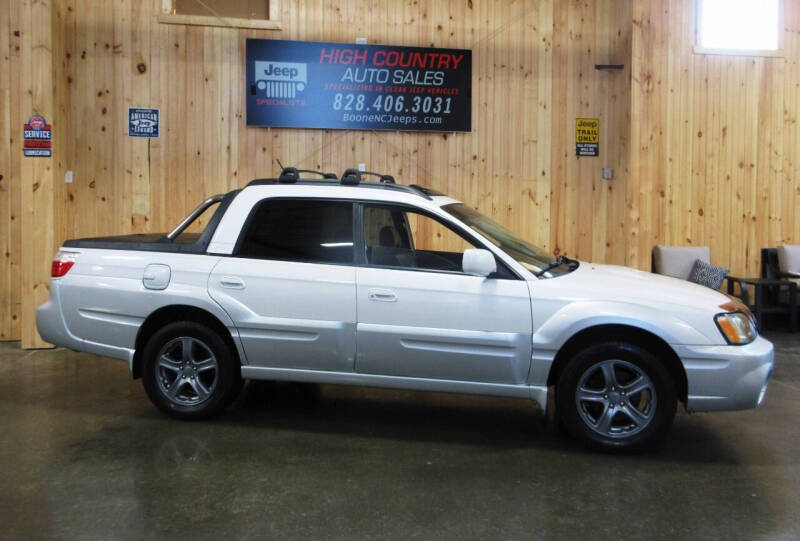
535, 255, 577, 277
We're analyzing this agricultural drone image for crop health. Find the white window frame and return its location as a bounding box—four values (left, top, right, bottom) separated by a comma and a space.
694, 0, 784, 57
157, 0, 282, 31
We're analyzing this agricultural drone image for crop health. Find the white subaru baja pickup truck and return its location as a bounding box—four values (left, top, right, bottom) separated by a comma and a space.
37, 167, 774, 451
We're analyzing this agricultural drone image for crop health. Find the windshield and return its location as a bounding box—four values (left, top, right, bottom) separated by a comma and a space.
442, 203, 576, 277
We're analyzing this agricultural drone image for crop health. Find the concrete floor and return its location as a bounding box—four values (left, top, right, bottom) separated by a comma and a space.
0, 334, 798, 540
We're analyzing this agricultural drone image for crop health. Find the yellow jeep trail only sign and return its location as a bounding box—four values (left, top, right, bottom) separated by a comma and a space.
575, 117, 599, 156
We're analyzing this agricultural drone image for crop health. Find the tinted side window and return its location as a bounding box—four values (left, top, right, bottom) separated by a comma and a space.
237, 199, 354, 264
362, 204, 517, 278
363, 204, 477, 273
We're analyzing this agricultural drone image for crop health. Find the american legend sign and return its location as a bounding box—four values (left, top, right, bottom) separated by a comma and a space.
246, 39, 472, 132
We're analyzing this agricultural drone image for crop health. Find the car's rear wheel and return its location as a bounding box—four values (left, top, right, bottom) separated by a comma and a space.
556, 342, 677, 452
142, 321, 242, 420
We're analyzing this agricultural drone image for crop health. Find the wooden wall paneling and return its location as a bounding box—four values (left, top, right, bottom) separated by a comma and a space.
96, 0, 113, 235
148, 0, 165, 231
0, 0, 21, 340
670, 1, 687, 250
630, 0, 667, 270
184, 25, 204, 223
642, 0, 668, 269
55, 0, 76, 248
743, 57, 758, 274
754, 56, 777, 265
711, 55, 724, 262
238, 32, 255, 186
19, 0, 56, 348
534, 0, 553, 252
652, 0, 668, 257
76, 0, 96, 239
734, 56, 748, 272
719, 55, 733, 269
164, 22, 186, 228
9, 0, 800, 344
507, 0, 525, 236
783, 2, 799, 246
129, 0, 151, 232
717, 55, 731, 268
550, 0, 630, 263
554, 0, 580, 260
488, 0, 506, 226
549, 0, 566, 257
581, 1, 600, 262
606, 0, 631, 266
627, 0, 644, 268
8, 0, 22, 342
111, 0, 128, 234
0, 0, 7, 339
591, 1, 609, 264
0, 0, 11, 339
677, 0, 695, 251
51, 0, 66, 276
226, 24, 242, 193
690, 53, 708, 252
201, 26, 219, 226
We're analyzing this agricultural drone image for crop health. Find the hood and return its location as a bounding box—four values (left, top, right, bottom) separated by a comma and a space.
558, 263, 730, 311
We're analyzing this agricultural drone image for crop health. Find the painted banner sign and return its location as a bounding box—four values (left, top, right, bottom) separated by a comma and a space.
246, 39, 472, 132
23, 115, 52, 157
575, 117, 599, 157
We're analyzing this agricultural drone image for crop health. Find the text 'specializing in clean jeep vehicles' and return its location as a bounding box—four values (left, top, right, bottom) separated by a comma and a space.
37, 167, 774, 452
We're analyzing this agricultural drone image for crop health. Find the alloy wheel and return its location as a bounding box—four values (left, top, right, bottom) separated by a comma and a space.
575, 359, 657, 438
155, 337, 219, 407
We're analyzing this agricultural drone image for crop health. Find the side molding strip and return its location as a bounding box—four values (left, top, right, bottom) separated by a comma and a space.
241, 365, 548, 408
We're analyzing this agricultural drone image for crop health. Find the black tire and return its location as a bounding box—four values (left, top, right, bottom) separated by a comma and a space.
141, 321, 242, 420
556, 342, 677, 452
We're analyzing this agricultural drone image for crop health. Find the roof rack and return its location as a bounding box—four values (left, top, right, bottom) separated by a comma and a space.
340, 168, 361, 185
278, 167, 337, 183
360, 171, 395, 184
409, 184, 446, 197
245, 165, 439, 201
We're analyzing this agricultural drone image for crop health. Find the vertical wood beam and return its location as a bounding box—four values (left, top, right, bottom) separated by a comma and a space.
20, 0, 56, 348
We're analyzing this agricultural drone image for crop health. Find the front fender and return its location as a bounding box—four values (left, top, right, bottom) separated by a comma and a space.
528, 300, 722, 386
534, 300, 719, 349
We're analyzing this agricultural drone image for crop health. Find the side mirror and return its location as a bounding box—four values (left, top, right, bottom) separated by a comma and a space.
462, 248, 497, 277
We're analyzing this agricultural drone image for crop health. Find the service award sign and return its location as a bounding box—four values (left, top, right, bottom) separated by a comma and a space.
246, 39, 471, 132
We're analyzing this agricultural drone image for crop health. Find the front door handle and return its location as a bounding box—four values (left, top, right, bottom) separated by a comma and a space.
368, 288, 397, 302
219, 276, 246, 289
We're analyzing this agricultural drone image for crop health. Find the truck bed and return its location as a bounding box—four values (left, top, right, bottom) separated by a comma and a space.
61, 189, 241, 254
63, 233, 207, 254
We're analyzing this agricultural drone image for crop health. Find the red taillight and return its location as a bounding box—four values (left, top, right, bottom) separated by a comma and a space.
51, 251, 77, 277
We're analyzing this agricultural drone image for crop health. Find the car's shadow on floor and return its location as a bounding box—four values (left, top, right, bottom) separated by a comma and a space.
215, 380, 748, 464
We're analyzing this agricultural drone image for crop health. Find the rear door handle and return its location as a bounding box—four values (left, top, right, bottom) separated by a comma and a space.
368, 288, 397, 302
219, 276, 246, 289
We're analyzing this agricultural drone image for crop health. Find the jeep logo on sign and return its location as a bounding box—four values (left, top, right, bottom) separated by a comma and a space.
254, 61, 307, 98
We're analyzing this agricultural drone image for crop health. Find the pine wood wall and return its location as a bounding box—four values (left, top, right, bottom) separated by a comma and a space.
1, 0, 58, 345
2, 0, 800, 347
629, 0, 800, 272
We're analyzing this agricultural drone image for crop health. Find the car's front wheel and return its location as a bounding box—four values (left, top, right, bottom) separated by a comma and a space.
556, 342, 677, 452
141, 321, 242, 420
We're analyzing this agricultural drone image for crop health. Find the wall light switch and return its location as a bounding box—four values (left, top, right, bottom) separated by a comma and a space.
358, 163, 366, 172
65, 170, 73, 183
601, 167, 613, 180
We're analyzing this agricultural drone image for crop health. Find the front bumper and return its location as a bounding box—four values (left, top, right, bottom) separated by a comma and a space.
674, 336, 774, 412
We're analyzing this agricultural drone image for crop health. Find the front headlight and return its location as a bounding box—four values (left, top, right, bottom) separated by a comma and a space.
715, 312, 757, 345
